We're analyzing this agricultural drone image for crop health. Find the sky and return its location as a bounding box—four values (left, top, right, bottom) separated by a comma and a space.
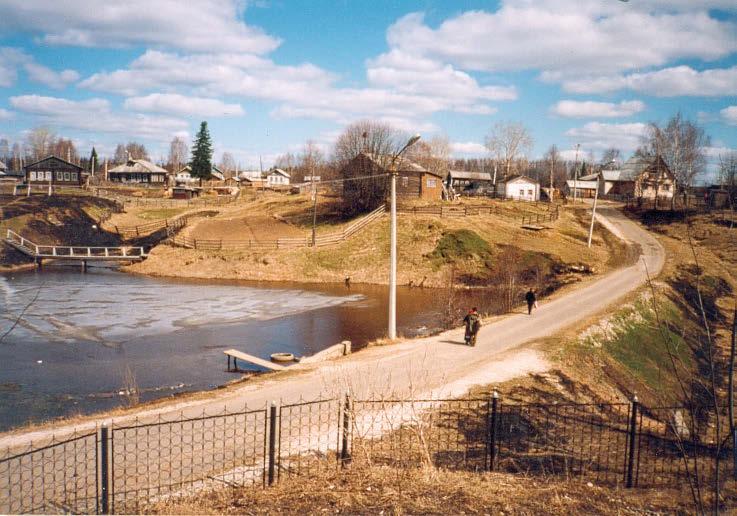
0, 0, 735, 178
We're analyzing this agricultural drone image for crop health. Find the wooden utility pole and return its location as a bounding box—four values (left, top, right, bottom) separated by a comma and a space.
572, 143, 580, 203
549, 155, 555, 203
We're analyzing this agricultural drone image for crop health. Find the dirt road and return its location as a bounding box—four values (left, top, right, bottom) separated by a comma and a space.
0, 204, 663, 447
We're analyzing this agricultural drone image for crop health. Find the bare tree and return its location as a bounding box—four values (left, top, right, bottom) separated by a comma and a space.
220, 152, 236, 177
718, 151, 737, 202
601, 147, 621, 168
274, 151, 297, 172
406, 135, 451, 178
0, 138, 9, 165
25, 126, 56, 162
125, 142, 149, 161
296, 140, 325, 183
544, 144, 561, 195
168, 136, 188, 173
113, 144, 127, 164
333, 119, 404, 167
641, 113, 710, 190
11, 142, 21, 170
52, 138, 78, 163
484, 121, 533, 183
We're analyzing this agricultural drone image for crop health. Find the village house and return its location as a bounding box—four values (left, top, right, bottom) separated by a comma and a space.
266, 168, 291, 187
565, 173, 599, 198
598, 156, 675, 200
496, 175, 540, 201
341, 152, 444, 201
175, 164, 224, 185
24, 156, 85, 186
108, 159, 168, 184
445, 170, 494, 194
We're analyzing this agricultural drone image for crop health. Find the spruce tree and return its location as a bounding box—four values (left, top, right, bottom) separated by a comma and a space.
89, 147, 98, 172
190, 121, 213, 180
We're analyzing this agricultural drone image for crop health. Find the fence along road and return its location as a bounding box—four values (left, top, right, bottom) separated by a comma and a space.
0, 203, 665, 511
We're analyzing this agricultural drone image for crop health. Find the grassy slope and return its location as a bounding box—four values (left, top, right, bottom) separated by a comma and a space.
130, 200, 626, 287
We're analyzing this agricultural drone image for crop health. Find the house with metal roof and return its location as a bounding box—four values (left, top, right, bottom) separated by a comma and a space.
109, 159, 168, 184
24, 156, 86, 186
599, 155, 675, 199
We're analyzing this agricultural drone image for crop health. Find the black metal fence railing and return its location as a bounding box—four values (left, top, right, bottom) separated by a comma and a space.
0, 394, 733, 514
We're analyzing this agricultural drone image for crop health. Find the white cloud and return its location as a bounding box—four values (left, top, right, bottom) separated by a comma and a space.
0, 47, 27, 87
565, 122, 647, 151
124, 93, 244, 117
386, 4, 737, 76
562, 65, 737, 96
9, 94, 188, 141
23, 62, 79, 88
720, 106, 737, 126
550, 100, 645, 118
0, 108, 14, 120
451, 142, 487, 156
0, 0, 279, 54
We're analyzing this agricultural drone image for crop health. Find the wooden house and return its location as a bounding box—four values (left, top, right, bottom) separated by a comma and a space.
565, 173, 599, 198
341, 152, 443, 201
496, 175, 540, 201
176, 164, 224, 184
266, 168, 291, 187
24, 156, 85, 186
599, 156, 675, 200
109, 159, 168, 184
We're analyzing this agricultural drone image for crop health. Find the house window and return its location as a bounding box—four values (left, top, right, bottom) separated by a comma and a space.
45, 171, 52, 181
427, 178, 436, 188
30, 171, 36, 181
663, 184, 670, 191
71, 172, 78, 181
56, 171, 63, 181
63, 172, 70, 181
528, 189, 533, 196
401, 176, 409, 187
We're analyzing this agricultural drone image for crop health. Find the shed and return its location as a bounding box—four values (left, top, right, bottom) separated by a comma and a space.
25, 156, 85, 186
172, 186, 200, 200
496, 175, 540, 201
109, 159, 168, 184
446, 170, 493, 192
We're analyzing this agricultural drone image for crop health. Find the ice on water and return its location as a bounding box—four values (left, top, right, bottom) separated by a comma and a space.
0, 273, 363, 344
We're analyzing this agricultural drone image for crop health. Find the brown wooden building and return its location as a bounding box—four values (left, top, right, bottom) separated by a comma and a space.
341, 152, 443, 201
24, 156, 85, 186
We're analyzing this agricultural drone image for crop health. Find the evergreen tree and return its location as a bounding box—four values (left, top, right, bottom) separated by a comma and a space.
89, 147, 98, 172
190, 121, 213, 180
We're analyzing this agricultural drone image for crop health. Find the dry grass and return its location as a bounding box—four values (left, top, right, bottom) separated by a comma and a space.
147, 463, 694, 515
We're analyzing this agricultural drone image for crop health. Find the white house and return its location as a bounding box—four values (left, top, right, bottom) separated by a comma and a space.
266, 168, 290, 187
496, 175, 540, 201
176, 164, 224, 184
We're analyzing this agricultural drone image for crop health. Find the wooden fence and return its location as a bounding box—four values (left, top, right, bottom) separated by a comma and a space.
94, 189, 240, 208
168, 205, 386, 251
397, 203, 560, 225
113, 210, 214, 239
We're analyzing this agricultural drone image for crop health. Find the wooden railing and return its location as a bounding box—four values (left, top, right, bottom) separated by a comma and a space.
169, 205, 386, 251
5, 229, 146, 259
112, 210, 215, 239
397, 203, 560, 225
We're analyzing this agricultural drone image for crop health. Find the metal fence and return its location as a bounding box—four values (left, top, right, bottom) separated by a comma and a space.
0, 394, 732, 514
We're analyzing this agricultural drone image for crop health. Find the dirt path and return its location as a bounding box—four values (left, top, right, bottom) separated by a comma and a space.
0, 204, 663, 448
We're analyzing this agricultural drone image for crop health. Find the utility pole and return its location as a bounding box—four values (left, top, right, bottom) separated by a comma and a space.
388, 134, 421, 340
572, 143, 580, 203
549, 153, 555, 203
587, 173, 600, 248
311, 168, 317, 247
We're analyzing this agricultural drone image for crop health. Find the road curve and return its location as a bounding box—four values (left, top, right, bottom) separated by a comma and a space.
0, 204, 664, 448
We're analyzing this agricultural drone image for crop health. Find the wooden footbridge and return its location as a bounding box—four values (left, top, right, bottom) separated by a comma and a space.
4, 229, 147, 270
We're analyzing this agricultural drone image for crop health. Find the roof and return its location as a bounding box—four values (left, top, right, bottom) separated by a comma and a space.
355, 152, 444, 178
24, 155, 83, 171
603, 156, 673, 182
447, 170, 493, 181
268, 168, 291, 178
578, 173, 600, 181
178, 164, 224, 177
110, 159, 167, 174
502, 174, 540, 185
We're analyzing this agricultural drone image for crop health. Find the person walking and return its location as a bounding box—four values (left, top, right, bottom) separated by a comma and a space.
525, 288, 537, 315
463, 307, 481, 346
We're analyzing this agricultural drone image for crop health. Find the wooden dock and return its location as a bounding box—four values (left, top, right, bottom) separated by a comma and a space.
224, 349, 286, 372
3, 229, 146, 269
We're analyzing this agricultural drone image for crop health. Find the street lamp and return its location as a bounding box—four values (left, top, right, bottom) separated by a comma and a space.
388, 133, 421, 340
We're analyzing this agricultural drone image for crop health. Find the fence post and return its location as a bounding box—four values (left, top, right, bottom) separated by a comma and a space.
99, 423, 110, 514
341, 394, 352, 467
488, 390, 499, 471
267, 401, 278, 486
625, 395, 639, 488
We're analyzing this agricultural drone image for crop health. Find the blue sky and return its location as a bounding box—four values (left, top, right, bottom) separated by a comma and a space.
0, 0, 735, 177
